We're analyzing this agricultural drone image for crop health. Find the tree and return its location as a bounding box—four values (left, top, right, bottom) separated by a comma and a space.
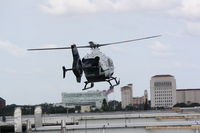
174, 103, 187, 107
144, 99, 149, 110
75, 106, 81, 113
101, 99, 109, 111
108, 100, 122, 111
125, 105, 134, 111
188, 103, 200, 107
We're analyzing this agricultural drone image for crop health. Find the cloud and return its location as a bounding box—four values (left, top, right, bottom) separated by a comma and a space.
40, 0, 176, 15
0, 40, 26, 56
114, 0, 175, 11
149, 41, 172, 57
39, 0, 200, 20
185, 21, 200, 35
109, 45, 126, 54
167, 0, 200, 36
169, 0, 200, 19
167, 62, 200, 70
42, 44, 60, 48
40, 0, 97, 15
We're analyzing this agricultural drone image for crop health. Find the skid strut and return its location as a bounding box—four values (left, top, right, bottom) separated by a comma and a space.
83, 82, 94, 90
106, 77, 120, 89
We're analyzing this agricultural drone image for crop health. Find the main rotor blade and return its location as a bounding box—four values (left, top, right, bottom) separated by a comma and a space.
98, 35, 161, 47
27, 47, 71, 51
27, 45, 90, 51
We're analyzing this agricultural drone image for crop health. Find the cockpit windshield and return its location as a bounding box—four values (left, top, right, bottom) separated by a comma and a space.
82, 57, 100, 76
82, 57, 99, 67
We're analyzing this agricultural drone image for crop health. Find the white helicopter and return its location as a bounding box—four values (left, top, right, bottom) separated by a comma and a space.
28, 35, 161, 90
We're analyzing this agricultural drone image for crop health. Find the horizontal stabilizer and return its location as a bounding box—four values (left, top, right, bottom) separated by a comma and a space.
62, 66, 72, 79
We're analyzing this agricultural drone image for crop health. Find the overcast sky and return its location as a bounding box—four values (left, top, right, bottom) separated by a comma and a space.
1, 0, 200, 105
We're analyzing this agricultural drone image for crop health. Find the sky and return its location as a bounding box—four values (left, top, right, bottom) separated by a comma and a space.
1, 0, 200, 105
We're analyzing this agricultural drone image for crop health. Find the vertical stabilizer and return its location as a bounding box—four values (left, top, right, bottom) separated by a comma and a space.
71, 44, 83, 82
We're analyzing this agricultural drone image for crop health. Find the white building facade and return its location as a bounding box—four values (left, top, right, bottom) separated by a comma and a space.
150, 75, 176, 108
62, 90, 107, 109
121, 84, 133, 109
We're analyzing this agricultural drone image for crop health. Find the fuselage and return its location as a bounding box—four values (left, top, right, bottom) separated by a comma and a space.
82, 48, 114, 82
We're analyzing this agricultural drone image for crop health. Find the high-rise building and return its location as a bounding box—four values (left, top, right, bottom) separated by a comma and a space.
121, 84, 133, 109
150, 75, 176, 108
176, 89, 200, 104
62, 90, 107, 109
0, 97, 6, 109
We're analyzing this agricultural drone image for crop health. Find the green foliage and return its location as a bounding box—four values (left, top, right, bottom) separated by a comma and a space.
0, 103, 76, 116
174, 103, 187, 107
174, 102, 200, 107
0, 99, 153, 116
41, 103, 75, 114
101, 99, 109, 111
144, 99, 150, 110
108, 100, 122, 111
75, 106, 81, 113
0, 104, 17, 116
125, 105, 134, 111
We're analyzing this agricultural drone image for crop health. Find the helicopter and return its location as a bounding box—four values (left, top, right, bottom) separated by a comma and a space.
28, 35, 161, 90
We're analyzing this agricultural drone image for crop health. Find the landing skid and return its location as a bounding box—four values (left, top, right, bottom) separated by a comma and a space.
82, 77, 120, 90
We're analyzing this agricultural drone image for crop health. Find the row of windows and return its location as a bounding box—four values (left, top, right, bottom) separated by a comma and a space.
155, 97, 172, 100
155, 100, 173, 103
154, 82, 172, 87
155, 103, 172, 106
155, 91, 172, 94
155, 88, 172, 90
155, 91, 172, 93
155, 94, 172, 97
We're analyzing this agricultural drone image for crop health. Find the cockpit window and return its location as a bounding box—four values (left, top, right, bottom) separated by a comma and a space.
82, 57, 100, 76
82, 57, 99, 67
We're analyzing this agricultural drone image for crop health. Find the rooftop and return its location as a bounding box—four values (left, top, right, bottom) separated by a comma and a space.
177, 89, 200, 91
152, 75, 174, 78
0, 97, 5, 101
121, 84, 133, 89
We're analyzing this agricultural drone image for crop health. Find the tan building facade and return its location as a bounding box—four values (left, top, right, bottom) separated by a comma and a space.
81, 105, 91, 113
121, 84, 148, 109
150, 75, 176, 108
176, 89, 200, 104
121, 84, 133, 109
133, 97, 144, 105
132, 90, 148, 107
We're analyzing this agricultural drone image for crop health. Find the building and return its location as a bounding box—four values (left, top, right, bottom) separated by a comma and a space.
132, 90, 148, 108
121, 84, 133, 109
121, 84, 148, 109
81, 105, 91, 113
62, 90, 107, 109
150, 75, 176, 108
0, 97, 6, 109
176, 89, 200, 104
